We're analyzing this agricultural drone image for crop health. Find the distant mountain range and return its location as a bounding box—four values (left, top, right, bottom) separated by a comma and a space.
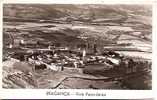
3, 4, 152, 21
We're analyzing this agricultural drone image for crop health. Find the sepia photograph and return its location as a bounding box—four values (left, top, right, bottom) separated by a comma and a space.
2, 4, 152, 89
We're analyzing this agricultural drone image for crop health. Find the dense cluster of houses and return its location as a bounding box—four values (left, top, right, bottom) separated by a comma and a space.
4, 32, 150, 74
8, 42, 142, 74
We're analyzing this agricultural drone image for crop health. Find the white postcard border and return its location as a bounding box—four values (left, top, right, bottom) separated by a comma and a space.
0, 0, 156, 99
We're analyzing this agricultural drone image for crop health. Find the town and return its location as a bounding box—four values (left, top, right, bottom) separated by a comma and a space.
5, 35, 147, 74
